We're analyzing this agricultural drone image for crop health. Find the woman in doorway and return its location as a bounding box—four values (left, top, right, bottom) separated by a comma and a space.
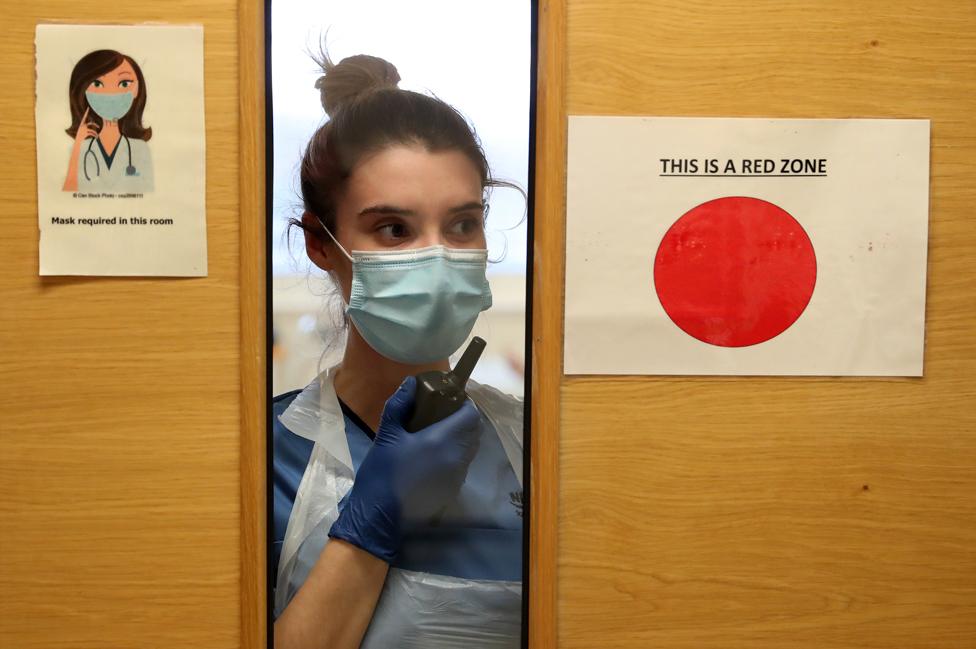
272, 53, 524, 648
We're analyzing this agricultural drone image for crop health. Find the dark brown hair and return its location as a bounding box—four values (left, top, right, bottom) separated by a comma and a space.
292, 52, 518, 241
65, 50, 152, 141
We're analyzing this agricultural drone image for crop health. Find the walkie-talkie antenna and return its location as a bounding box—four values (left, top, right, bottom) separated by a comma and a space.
405, 336, 488, 433
453, 337, 486, 386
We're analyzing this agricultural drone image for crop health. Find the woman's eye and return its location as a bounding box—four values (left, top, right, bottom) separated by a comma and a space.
119, 80, 132, 88
449, 217, 482, 237
91, 80, 103, 88
377, 222, 409, 240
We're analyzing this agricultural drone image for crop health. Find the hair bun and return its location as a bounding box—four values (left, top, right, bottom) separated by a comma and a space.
314, 54, 401, 117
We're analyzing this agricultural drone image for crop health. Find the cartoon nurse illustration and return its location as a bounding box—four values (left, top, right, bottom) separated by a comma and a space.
62, 49, 154, 193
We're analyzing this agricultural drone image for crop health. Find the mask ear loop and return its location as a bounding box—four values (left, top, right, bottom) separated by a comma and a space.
313, 214, 354, 263
312, 215, 355, 320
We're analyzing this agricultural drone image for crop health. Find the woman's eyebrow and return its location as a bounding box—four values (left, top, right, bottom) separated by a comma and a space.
449, 201, 486, 214
357, 201, 485, 218
357, 205, 415, 218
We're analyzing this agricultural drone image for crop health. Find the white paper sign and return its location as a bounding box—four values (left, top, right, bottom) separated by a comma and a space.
35, 24, 207, 276
565, 116, 930, 376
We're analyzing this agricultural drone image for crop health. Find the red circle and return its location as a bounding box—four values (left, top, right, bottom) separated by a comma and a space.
653, 196, 817, 347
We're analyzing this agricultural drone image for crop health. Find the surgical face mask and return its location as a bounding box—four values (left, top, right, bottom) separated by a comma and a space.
85, 91, 135, 121
315, 217, 492, 364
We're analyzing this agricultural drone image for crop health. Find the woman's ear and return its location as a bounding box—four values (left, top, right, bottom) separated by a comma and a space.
302, 211, 337, 272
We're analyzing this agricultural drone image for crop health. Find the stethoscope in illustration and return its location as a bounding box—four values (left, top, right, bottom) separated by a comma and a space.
83, 135, 138, 181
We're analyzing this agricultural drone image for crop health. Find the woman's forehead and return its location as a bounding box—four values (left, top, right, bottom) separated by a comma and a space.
98, 60, 136, 80
344, 145, 482, 210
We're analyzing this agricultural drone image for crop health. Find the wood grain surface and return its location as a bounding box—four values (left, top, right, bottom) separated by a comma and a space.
239, 1, 267, 648
5, 2, 974, 648
0, 3, 241, 648
556, 1, 976, 648
530, 1, 566, 647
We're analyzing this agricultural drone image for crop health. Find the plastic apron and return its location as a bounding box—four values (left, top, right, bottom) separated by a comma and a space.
274, 366, 524, 648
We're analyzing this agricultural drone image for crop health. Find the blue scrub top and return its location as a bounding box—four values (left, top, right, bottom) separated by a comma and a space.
272, 389, 523, 589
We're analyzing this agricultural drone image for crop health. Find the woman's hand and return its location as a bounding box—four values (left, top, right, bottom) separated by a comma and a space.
62, 108, 98, 192
276, 382, 482, 648
74, 107, 100, 144
328, 376, 481, 563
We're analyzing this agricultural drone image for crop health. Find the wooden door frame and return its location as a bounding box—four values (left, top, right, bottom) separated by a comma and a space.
529, 1, 565, 648
239, 1, 269, 647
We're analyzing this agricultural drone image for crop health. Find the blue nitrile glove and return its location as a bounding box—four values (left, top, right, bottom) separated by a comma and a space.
327, 376, 482, 563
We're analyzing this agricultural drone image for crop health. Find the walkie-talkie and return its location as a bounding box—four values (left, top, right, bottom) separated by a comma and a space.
405, 337, 486, 433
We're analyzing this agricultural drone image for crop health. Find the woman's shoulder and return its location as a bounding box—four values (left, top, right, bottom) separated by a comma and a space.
467, 381, 523, 421
467, 381, 524, 475
273, 388, 303, 410
467, 380, 522, 406
272, 389, 310, 447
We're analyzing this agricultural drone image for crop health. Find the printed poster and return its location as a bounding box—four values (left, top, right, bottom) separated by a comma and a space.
564, 117, 930, 376
35, 24, 207, 276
